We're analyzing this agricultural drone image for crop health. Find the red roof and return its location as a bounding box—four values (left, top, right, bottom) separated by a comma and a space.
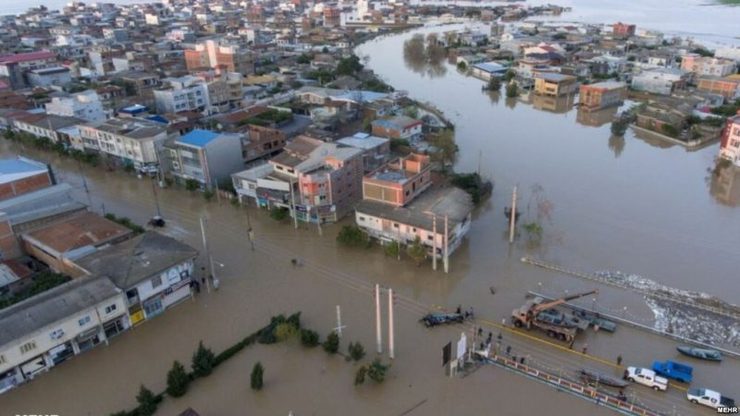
0, 51, 56, 65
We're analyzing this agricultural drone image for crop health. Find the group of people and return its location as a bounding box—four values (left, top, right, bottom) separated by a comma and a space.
455, 305, 475, 320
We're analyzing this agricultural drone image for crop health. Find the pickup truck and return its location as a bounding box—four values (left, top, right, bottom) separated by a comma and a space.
624, 367, 669, 391
687, 388, 736, 410
652, 360, 693, 383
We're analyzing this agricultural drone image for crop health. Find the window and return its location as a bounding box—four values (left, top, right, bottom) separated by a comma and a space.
152, 275, 162, 288
49, 329, 65, 340
358, 216, 366, 221
105, 304, 117, 314
20, 341, 37, 354
393, 223, 399, 228
78, 316, 91, 327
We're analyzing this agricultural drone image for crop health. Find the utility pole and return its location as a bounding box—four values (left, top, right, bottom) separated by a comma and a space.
199, 216, 212, 293
477, 149, 482, 177
151, 177, 162, 218
77, 159, 93, 209
509, 186, 517, 243
289, 180, 298, 229
388, 288, 395, 359
375, 284, 382, 354
432, 215, 437, 271
443, 215, 449, 274
396, 223, 401, 261
245, 201, 255, 251
335, 305, 345, 338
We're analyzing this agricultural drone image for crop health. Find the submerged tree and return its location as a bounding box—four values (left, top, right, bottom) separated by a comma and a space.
192, 341, 216, 378
323, 331, 340, 354
407, 236, 427, 266
251, 362, 264, 391
166, 361, 189, 398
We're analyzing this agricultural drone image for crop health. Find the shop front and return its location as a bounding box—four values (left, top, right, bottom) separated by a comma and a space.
19, 355, 48, 380
49, 341, 75, 365
75, 327, 102, 352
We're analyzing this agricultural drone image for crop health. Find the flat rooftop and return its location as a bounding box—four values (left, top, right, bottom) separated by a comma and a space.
22, 211, 132, 256
84, 117, 166, 140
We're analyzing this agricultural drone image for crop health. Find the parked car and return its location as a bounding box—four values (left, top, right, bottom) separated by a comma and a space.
687, 388, 735, 410
652, 360, 693, 383
420, 312, 463, 327
624, 367, 668, 391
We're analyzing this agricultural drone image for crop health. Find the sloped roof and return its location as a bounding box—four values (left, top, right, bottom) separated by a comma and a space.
74, 231, 198, 290
177, 129, 219, 148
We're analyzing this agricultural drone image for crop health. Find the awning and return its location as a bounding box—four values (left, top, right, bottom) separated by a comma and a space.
75, 326, 100, 342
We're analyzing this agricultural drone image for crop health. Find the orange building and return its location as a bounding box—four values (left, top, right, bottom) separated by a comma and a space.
362, 154, 431, 207
579, 81, 627, 111
697, 76, 740, 100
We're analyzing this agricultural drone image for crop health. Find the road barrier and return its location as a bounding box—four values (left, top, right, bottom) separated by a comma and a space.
481, 354, 666, 416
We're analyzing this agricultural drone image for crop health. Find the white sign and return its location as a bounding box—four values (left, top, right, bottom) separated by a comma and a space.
456, 332, 467, 361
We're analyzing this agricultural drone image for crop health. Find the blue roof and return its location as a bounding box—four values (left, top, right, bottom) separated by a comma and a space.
177, 129, 220, 148
0, 158, 46, 175
473, 62, 508, 74
146, 115, 170, 124
336, 90, 388, 103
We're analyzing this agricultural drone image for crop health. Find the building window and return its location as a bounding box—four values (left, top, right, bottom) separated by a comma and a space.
358, 216, 366, 221
20, 341, 37, 354
393, 223, 399, 228
152, 275, 162, 288
78, 316, 91, 327
0, 354, 5, 364
50, 328, 65, 340
105, 304, 118, 314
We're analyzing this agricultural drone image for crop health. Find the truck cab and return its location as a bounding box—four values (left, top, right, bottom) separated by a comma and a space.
687, 388, 736, 410
624, 367, 668, 391
652, 360, 693, 383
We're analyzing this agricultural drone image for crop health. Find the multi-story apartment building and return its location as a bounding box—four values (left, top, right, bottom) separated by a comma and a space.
720, 115, 740, 167
79, 117, 168, 173
362, 153, 431, 207
696, 76, 740, 101
153, 76, 210, 115
45, 90, 107, 122
534, 72, 578, 96
184, 40, 255, 75
612, 22, 636, 38
631, 68, 689, 95
165, 129, 244, 189
371, 115, 423, 143
578, 81, 627, 111
0, 277, 127, 393
0, 51, 58, 89
680, 55, 737, 78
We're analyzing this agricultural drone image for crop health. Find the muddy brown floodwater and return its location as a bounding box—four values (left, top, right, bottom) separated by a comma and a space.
2, 21, 740, 416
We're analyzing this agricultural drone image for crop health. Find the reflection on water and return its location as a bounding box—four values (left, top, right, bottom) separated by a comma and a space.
576, 106, 618, 128
710, 165, 740, 207
531, 93, 577, 114
607, 134, 626, 158
403, 33, 448, 78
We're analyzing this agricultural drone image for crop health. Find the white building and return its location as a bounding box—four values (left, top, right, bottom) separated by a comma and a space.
715, 47, 740, 63
27, 67, 71, 88
154, 76, 210, 115
0, 277, 127, 394
79, 117, 169, 173
631, 68, 688, 96
45, 90, 107, 122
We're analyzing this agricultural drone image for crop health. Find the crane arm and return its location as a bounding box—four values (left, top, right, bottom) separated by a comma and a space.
532, 289, 598, 314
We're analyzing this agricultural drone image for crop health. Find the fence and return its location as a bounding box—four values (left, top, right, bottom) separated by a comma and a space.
481, 354, 666, 416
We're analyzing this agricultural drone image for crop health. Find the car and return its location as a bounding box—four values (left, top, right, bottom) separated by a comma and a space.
420, 313, 464, 327
652, 360, 693, 383
623, 367, 668, 391
687, 388, 735, 410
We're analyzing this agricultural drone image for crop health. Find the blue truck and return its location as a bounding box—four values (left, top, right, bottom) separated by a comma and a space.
652, 360, 693, 383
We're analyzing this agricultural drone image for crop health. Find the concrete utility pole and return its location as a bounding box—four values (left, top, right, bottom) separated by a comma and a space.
388, 288, 395, 359
443, 215, 449, 274
199, 216, 212, 293
375, 284, 382, 354
335, 305, 345, 338
245, 202, 255, 251
289, 180, 298, 229
509, 186, 517, 244
432, 215, 437, 271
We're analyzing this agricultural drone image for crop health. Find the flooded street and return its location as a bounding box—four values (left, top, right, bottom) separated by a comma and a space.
1, 6, 740, 415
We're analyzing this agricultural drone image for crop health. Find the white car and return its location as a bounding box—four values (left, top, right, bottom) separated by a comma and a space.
687, 388, 736, 410
624, 367, 668, 391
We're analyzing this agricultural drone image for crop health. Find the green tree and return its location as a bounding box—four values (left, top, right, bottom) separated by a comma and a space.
166, 360, 189, 398
354, 365, 367, 385
185, 179, 200, 191
336, 225, 370, 248
336, 54, 363, 76
348, 341, 366, 362
403, 106, 419, 119
456, 61, 467, 71
203, 189, 215, 201
300, 329, 320, 347
488, 76, 501, 91
366, 359, 389, 383
429, 129, 457, 166
505, 82, 519, 98
323, 331, 340, 354
270, 207, 290, 221
406, 236, 427, 266
274, 322, 298, 342
504, 69, 516, 82
522, 222, 543, 242
251, 362, 264, 391
191, 341, 215, 378
384, 241, 400, 258
136, 385, 159, 416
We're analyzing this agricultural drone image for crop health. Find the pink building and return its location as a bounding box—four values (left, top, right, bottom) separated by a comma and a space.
720, 114, 740, 167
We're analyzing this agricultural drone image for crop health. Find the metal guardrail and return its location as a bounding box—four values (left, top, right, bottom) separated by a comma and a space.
481, 354, 666, 416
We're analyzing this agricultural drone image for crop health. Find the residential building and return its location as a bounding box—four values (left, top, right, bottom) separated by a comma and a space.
534, 72, 578, 96
355, 186, 473, 260
336, 132, 390, 173
680, 55, 737, 77
73, 231, 198, 327
231, 162, 274, 203
79, 117, 169, 173
164, 129, 244, 189
371, 115, 423, 143
0, 51, 58, 89
13, 115, 84, 147
612, 22, 636, 38
27, 67, 71, 88
45, 90, 106, 122
631, 68, 689, 95
184, 40, 255, 75
154, 76, 210, 115
0, 157, 53, 202
578, 81, 627, 111
0, 276, 127, 393
696, 76, 740, 101
470, 61, 509, 81
362, 153, 431, 207
241, 124, 287, 163
715, 47, 740, 63
720, 115, 740, 167
20, 211, 132, 275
